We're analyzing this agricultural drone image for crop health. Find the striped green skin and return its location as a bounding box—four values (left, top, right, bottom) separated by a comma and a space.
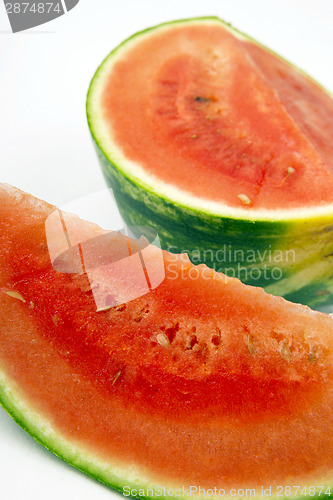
1, 368, 333, 500
92, 140, 333, 310
86, 17, 333, 310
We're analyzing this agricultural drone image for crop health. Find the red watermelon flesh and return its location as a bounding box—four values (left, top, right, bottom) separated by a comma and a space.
1, 184, 333, 492
101, 21, 333, 209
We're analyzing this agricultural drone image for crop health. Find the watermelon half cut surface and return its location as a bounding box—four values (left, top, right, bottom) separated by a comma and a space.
1, 184, 333, 498
87, 17, 333, 309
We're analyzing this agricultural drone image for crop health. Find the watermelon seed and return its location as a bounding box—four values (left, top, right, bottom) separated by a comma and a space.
247, 335, 256, 355
52, 315, 60, 325
156, 333, 170, 347
191, 134, 198, 139
5, 291, 26, 303
188, 334, 198, 350
195, 96, 213, 102
278, 167, 296, 187
308, 352, 317, 364
134, 304, 150, 322
281, 343, 291, 362
237, 194, 251, 205
308, 346, 318, 364
112, 371, 122, 385
29, 301, 35, 309
161, 323, 179, 343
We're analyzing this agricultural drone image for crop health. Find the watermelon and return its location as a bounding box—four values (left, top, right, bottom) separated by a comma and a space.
2, 184, 333, 498
86, 17, 333, 309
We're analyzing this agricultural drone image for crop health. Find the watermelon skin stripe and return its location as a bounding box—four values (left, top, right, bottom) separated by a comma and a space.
86, 17, 333, 310
1, 371, 332, 500
91, 139, 333, 310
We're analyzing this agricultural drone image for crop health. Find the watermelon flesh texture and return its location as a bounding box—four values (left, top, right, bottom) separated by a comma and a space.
87, 17, 333, 309
1, 185, 333, 497
100, 20, 333, 210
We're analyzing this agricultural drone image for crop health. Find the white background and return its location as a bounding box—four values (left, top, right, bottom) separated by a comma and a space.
1, 0, 333, 498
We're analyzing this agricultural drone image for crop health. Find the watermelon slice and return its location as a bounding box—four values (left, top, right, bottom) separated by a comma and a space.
1, 184, 333, 498
86, 17, 333, 309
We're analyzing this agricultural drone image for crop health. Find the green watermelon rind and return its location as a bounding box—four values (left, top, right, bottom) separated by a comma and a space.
1, 368, 332, 500
86, 17, 333, 309
0, 368, 156, 498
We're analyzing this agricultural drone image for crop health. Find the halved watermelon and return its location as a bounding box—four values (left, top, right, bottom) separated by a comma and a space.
86, 17, 333, 309
2, 184, 333, 498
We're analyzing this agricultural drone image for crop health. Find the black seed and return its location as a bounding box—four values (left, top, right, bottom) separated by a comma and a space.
195, 96, 212, 102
